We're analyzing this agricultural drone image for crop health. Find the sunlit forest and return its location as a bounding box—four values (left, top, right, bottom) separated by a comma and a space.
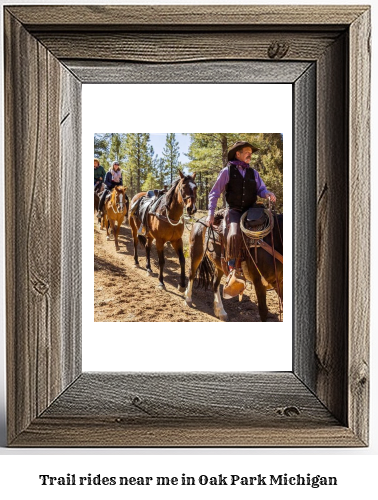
94, 133, 283, 212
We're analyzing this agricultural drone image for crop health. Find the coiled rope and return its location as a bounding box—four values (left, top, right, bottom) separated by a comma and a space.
239, 209, 274, 239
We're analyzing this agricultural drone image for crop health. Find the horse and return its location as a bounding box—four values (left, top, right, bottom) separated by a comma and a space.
102, 185, 129, 252
94, 182, 105, 213
129, 170, 197, 291
184, 212, 283, 322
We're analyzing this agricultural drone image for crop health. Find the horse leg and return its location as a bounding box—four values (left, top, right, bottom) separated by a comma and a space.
254, 277, 269, 322
213, 268, 228, 322
156, 238, 166, 289
171, 238, 186, 292
129, 216, 140, 267
114, 218, 121, 252
103, 213, 109, 234
145, 235, 154, 275
107, 218, 116, 246
184, 223, 206, 306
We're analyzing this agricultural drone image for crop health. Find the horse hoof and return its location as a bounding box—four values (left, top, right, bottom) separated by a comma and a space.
134, 262, 140, 268
184, 298, 192, 307
178, 284, 186, 293
146, 269, 153, 276
116, 247, 120, 252
157, 283, 166, 291
219, 313, 229, 322
215, 309, 229, 322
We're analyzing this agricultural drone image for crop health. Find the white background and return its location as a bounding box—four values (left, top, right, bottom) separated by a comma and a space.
83, 83, 292, 372
0, 1, 377, 499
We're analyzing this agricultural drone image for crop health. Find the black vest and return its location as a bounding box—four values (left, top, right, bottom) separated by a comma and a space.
225, 163, 257, 210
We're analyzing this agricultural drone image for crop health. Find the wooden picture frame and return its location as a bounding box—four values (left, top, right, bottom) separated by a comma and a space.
4, 5, 370, 447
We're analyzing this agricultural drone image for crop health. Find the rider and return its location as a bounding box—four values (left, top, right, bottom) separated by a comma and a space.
94, 158, 106, 193
206, 141, 277, 298
96, 160, 123, 219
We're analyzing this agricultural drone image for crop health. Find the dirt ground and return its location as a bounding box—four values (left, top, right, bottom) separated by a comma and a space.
94, 216, 282, 322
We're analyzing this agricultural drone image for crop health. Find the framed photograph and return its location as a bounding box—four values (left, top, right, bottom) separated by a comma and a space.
87, 86, 291, 372
5, 5, 370, 447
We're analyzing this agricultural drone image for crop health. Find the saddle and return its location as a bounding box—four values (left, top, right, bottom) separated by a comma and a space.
209, 204, 275, 276
131, 189, 166, 231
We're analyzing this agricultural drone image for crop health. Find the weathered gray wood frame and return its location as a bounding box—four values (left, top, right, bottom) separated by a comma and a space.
4, 5, 370, 447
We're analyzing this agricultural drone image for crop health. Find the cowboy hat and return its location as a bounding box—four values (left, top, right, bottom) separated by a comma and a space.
227, 141, 259, 161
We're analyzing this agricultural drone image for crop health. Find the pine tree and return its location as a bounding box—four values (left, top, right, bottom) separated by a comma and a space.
142, 171, 160, 192
186, 133, 283, 211
108, 133, 126, 163
162, 133, 180, 184
94, 133, 109, 157
123, 133, 154, 196
94, 133, 112, 170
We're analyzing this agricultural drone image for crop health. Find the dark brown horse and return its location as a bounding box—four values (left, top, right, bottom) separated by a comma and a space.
129, 171, 197, 290
94, 183, 105, 213
184, 212, 283, 321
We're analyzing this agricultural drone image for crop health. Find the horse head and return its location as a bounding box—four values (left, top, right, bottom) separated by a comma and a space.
178, 170, 197, 216
114, 185, 126, 214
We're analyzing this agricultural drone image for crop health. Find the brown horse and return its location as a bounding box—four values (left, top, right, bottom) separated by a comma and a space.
129, 171, 197, 290
184, 212, 283, 322
102, 185, 129, 252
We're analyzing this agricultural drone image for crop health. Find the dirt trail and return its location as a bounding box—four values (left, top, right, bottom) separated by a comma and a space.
94, 217, 281, 322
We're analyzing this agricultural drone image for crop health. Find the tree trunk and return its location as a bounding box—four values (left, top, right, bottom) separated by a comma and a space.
221, 134, 228, 168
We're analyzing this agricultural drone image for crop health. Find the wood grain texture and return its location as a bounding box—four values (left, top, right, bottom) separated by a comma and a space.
41, 373, 336, 422
293, 65, 317, 390
60, 68, 82, 389
7, 5, 367, 29
66, 60, 311, 84
348, 9, 371, 445
4, 4, 370, 447
11, 419, 363, 448
35, 32, 339, 63
11, 373, 363, 447
4, 11, 81, 444
316, 34, 348, 426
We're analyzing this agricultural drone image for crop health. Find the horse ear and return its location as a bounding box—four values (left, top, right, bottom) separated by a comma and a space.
178, 170, 184, 179
192, 172, 196, 180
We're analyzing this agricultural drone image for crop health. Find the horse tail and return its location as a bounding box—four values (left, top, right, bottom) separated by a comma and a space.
196, 254, 215, 290
138, 234, 147, 247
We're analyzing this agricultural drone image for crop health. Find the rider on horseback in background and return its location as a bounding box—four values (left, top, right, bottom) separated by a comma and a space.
205, 141, 276, 298
96, 160, 123, 219
94, 158, 106, 193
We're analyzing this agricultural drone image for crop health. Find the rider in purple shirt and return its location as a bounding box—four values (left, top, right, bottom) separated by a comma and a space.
205, 141, 276, 298
207, 164, 271, 216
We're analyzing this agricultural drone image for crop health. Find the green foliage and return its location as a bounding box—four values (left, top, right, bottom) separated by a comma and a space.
162, 133, 180, 184
186, 133, 283, 212
94, 134, 108, 157
93, 132, 283, 212
142, 171, 160, 192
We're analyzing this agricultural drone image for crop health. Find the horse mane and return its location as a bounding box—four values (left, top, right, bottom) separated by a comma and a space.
162, 177, 182, 209
163, 174, 196, 208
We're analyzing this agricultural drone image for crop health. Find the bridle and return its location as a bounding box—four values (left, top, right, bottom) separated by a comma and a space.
109, 189, 126, 215
165, 178, 196, 226
178, 179, 197, 205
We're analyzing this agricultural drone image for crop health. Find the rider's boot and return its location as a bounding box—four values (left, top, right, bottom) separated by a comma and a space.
223, 259, 246, 299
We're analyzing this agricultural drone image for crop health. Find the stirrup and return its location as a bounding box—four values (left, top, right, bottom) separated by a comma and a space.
223, 269, 246, 299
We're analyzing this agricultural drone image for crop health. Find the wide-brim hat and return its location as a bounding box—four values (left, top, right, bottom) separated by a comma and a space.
227, 141, 259, 161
